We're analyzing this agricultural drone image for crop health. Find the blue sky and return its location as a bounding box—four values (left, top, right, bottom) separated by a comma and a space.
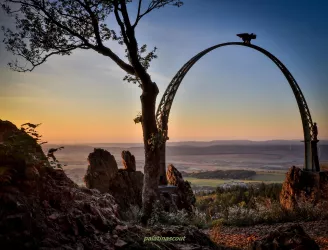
0, 0, 327, 143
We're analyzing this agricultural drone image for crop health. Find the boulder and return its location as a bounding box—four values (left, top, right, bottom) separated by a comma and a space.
250, 224, 319, 250
121, 150, 136, 171
166, 164, 196, 212
84, 148, 118, 192
84, 149, 143, 214
280, 166, 328, 210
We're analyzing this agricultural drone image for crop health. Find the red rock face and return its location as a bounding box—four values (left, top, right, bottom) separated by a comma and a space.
121, 150, 136, 171
280, 166, 328, 210
166, 164, 196, 212
167, 164, 183, 186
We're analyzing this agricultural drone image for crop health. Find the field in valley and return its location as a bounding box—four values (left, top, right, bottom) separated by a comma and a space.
185, 171, 286, 187
42, 142, 328, 188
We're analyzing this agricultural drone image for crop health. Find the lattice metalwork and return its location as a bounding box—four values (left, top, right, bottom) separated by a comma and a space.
156, 42, 315, 171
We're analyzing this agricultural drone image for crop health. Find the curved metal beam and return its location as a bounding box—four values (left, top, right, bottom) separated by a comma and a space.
156, 42, 315, 179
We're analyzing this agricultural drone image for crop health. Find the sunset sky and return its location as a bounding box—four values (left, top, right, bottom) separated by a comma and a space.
1, 0, 327, 143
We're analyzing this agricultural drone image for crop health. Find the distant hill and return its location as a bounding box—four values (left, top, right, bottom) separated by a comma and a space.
43, 142, 328, 163
46, 140, 328, 148
167, 140, 328, 147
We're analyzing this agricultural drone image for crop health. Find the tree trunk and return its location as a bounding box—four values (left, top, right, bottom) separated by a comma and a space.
159, 143, 168, 185
140, 79, 161, 225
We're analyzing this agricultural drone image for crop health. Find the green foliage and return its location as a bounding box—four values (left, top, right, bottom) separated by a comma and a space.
147, 129, 167, 151
214, 183, 282, 209
195, 183, 328, 227
121, 205, 143, 222
148, 200, 207, 227
184, 170, 256, 179
1, 0, 183, 76
133, 112, 143, 124
148, 200, 189, 226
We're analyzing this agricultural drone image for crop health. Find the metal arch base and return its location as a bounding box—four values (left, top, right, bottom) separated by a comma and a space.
156, 42, 317, 183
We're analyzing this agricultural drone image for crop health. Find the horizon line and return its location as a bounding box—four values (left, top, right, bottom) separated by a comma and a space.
43, 138, 328, 145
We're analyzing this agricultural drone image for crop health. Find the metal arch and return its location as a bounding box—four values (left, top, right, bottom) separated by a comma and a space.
156, 42, 315, 173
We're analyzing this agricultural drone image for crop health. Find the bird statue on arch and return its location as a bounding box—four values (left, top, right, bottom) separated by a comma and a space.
237, 33, 257, 44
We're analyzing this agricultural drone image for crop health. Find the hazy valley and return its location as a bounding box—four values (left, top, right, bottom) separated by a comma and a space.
42, 141, 328, 187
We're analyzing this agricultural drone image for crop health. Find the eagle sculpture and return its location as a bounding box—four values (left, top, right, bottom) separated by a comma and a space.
237, 33, 257, 44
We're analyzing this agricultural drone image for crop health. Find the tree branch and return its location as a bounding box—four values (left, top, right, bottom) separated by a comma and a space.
4, 0, 135, 75
119, 0, 150, 85
11, 45, 83, 72
134, 0, 142, 28
133, 0, 183, 28
113, 0, 129, 45
75, 0, 103, 46
94, 45, 135, 74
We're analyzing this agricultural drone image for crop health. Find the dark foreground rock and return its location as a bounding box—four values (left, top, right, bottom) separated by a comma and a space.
84, 151, 196, 216
280, 166, 328, 210
0, 120, 225, 250
250, 224, 320, 250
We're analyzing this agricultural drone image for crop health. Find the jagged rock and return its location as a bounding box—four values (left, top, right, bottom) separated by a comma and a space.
0, 160, 120, 250
166, 164, 196, 212
106, 169, 144, 215
0, 120, 225, 250
84, 148, 118, 192
84, 149, 143, 214
280, 166, 328, 210
250, 224, 319, 250
121, 150, 136, 171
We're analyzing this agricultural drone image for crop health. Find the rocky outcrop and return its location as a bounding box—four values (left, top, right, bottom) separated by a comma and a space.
121, 150, 136, 171
84, 148, 118, 192
84, 149, 143, 214
0, 119, 17, 142
250, 224, 319, 250
107, 170, 144, 214
0, 123, 120, 249
0, 120, 222, 250
280, 166, 328, 210
166, 164, 196, 212
0, 120, 48, 165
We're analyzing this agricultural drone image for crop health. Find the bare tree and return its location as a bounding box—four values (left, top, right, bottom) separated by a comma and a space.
1, 0, 183, 224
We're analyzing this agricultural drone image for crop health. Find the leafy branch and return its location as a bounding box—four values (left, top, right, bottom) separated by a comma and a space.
147, 129, 168, 151
133, 112, 143, 124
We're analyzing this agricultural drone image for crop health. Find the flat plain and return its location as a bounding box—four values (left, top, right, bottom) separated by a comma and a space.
42, 142, 328, 187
